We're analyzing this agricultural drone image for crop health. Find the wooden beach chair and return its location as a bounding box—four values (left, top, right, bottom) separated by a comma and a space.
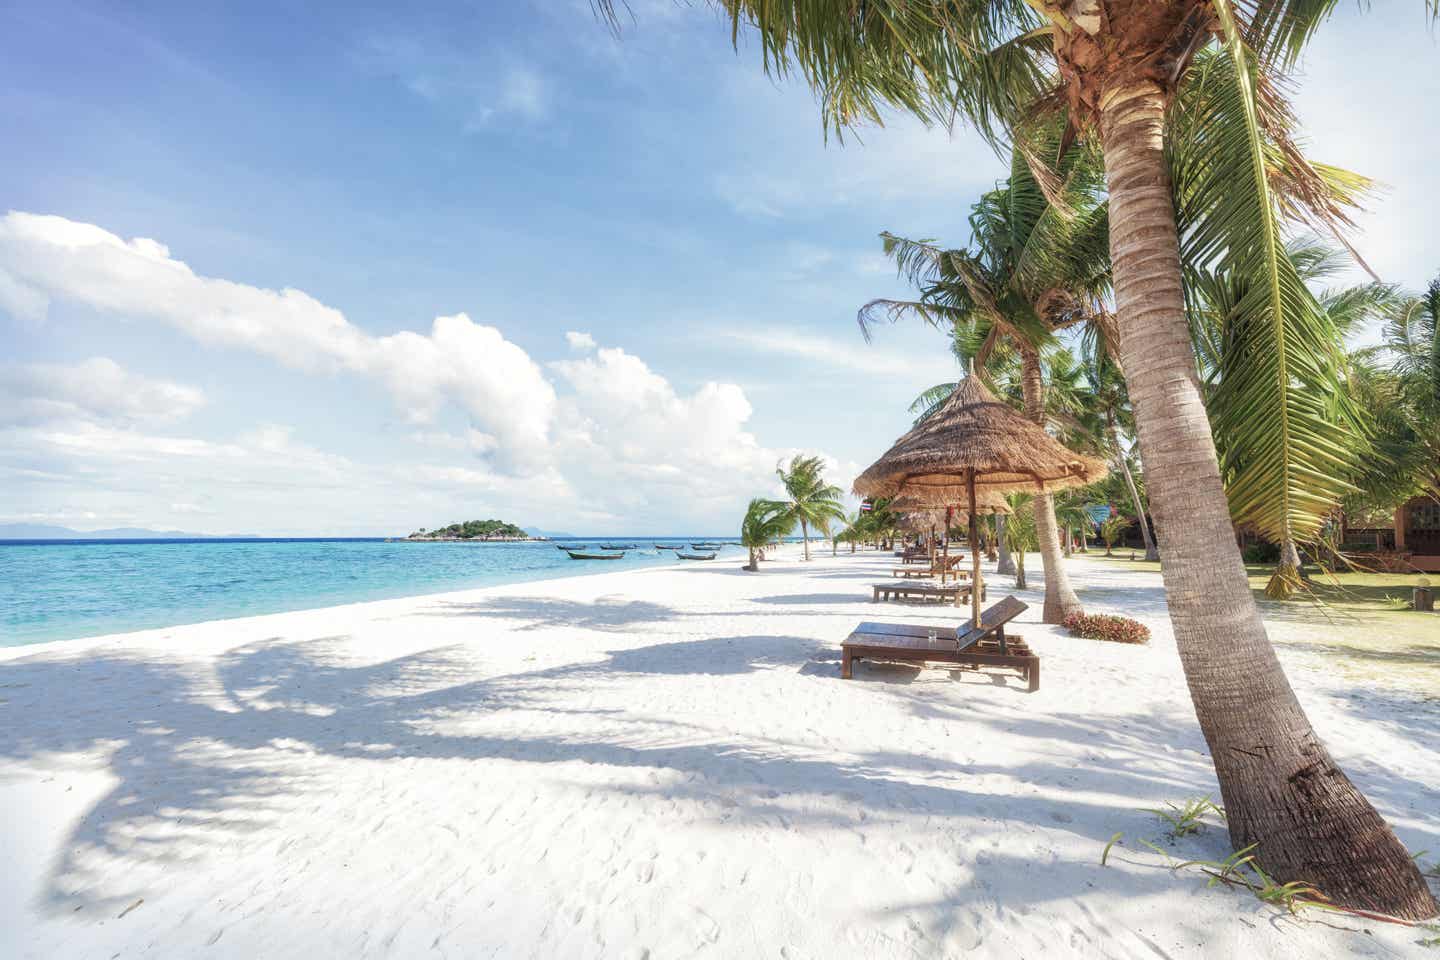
890, 554, 965, 579
841, 596, 1037, 691
871, 581, 986, 604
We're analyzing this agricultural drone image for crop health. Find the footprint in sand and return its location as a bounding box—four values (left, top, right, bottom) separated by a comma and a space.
693, 910, 721, 944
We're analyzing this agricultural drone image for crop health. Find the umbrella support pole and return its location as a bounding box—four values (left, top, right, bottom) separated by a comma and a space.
968, 472, 985, 636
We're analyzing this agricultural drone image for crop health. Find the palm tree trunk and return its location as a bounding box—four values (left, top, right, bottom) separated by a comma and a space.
995, 514, 1015, 576
1020, 345, 1084, 623
746, 546, 757, 572
1110, 418, 1160, 562
800, 518, 810, 561
1013, 550, 1026, 590
1063, 524, 1074, 558
1101, 79, 1436, 919
1265, 537, 1309, 598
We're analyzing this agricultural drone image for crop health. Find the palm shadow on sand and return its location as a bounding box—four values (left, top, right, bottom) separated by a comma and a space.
2, 625, 1435, 923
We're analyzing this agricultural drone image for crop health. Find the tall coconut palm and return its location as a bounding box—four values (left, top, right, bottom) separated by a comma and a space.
1376, 274, 1440, 488
740, 498, 795, 571
775, 455, 846, 561
593, 0, 1439, 915
1085, 353, 1160, 561
1342, 272, 1440, 517
1099, 515, 1129, 556
1001, 493, 1038, 589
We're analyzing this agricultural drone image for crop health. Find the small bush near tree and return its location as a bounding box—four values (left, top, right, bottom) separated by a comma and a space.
1241, 541, 1281, 564
1063, 612, 1151, 645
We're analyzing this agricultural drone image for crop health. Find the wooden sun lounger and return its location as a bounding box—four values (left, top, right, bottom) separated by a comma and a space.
891, 555, 966, 579
841, 596, 1037, 690
871, 581, 987, 604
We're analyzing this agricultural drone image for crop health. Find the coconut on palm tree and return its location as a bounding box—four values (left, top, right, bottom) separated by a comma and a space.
592, 0, 1438, 916
775, 455, 847, 561
739, 498, 794, 571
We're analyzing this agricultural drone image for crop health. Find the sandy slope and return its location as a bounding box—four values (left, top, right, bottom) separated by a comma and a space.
1, 546, 1436, 959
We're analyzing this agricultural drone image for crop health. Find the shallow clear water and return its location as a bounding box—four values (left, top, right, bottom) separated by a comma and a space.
0, 537, 741, 646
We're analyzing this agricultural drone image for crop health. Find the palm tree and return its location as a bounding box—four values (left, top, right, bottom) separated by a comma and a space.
1052, 492, 1094, 558
1001, 494, 1037, 589
1084, 354, 1161, 561
1187, 235, 1375, 597
994, 513, 1015, 575
740, 498, 795, 571
775, 455, 847, 561
866, 141, 1109, 623
1341, 272, 1440, 532
594, 0, 1438, 915
1099, 515, 1128, 557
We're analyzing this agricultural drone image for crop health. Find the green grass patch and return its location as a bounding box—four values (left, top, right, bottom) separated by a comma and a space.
1084, 552, 1164, 574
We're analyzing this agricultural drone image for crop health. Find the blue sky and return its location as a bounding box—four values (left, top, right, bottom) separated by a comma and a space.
2, 1, 1436, 535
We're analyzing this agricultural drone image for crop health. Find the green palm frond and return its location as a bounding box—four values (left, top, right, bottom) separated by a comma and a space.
776, 454, 848, 535
1001, 493, 1037, 552
701, 1, 1048, 141
1170, 12, 1364, 547
909, 381, 958, 423
740, 498, 796, 548
1385, 278, 1440, 401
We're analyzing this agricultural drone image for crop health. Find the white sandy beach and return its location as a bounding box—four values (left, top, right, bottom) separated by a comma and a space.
2, 546, 1436, 959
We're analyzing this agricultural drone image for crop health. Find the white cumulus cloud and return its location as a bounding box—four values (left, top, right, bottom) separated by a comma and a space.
0, 357, 206, 427
0, 213, 851, 533
564, 330, 597, 351
0, 212, 555, 471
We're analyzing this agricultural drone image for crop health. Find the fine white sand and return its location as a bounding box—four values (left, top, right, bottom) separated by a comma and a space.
2, 546, 1436, 959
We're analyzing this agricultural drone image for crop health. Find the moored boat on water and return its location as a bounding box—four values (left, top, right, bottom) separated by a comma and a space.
677, 551, 716, 560
566, 550, 625, 560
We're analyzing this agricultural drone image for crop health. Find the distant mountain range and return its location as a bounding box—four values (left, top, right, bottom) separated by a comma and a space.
523, 527, 578, 539
0, 523, 256, 540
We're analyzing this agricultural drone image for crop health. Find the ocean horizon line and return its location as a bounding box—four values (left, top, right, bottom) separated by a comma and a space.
0, 537, 819, 647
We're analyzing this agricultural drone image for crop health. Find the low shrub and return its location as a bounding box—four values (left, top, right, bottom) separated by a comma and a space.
1241, 541, 1280, 564
1063, 612, 1151, 645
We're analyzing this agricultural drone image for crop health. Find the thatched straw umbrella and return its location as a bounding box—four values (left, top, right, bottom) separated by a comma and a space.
892, 492, 1012, 579
855, 374, 1107, 626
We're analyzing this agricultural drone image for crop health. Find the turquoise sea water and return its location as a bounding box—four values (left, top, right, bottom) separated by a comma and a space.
0, 537, 743, 647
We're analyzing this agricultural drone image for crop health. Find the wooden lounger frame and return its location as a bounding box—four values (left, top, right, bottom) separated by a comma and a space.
891, 555, 966, 579
871, 581, 986, 604
841, 596, 1037, 691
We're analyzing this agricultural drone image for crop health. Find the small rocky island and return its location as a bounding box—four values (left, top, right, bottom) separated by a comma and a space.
406, 520, 543, 542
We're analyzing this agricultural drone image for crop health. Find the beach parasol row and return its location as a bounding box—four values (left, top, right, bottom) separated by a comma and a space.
855, 373, 1107, 626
